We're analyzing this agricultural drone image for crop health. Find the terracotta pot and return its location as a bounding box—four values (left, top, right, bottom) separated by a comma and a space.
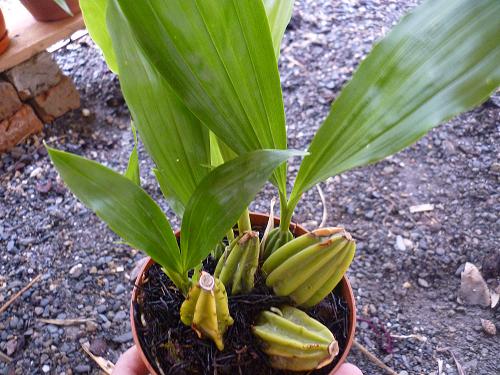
20, 0, 81, 22
0, 8, 8, 55
131, 212, 356, 374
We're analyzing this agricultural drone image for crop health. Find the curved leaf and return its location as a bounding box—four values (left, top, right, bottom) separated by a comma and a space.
80, 0, 118, 73
263, 0, 294, 58
107, 0, 210, 215
181, 150, 305, 272
114, 0, 288, 195
291, 0, 500, 201
47, 147, 182, 275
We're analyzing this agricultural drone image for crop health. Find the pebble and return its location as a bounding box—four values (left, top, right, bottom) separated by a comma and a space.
114, 284, 126, 294
75, 364, 91, 373
42, 365, 50, 373
395, 235, 406, 251
418, 278, 430, 288
112, 331, 133, 344
35, 307, 44, 315
69, 263, 84, 279
113, 310, 127, 322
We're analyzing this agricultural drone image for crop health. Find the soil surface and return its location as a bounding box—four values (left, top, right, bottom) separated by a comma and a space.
134, 261, 349, 375
1, 0, 498, 374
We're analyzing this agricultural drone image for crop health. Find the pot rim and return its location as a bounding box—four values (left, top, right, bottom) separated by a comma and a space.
130, 212, 356, 375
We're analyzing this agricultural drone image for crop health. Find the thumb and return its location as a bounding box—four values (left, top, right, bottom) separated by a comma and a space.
334, 363, 363, 375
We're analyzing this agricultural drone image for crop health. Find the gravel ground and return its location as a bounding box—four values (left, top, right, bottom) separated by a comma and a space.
1, 0, 499, 374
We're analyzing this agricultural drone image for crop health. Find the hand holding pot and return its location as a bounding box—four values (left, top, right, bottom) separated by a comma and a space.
113, 346, 148, 375
113, 346, 362, 375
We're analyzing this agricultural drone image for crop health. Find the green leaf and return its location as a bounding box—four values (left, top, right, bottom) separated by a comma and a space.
80, 0, 118, 73
53, 0, 73, 16
114, 0, 288, 195
107, 0, 211, 215
263, 0, 294, 58
124, 122, 140, 185
180, 150, 304, 272
291, 0, 500, 202
47, 146, 182, 275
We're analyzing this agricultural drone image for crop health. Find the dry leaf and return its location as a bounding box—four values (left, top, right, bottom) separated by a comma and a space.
409, 203, 434, 213
458, 262, 490, 306
481, 319, 496, 335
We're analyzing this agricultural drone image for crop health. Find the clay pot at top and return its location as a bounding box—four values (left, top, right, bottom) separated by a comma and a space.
20, 0, 81, 22
0, 8, 9, 55
131, 212, 357, 375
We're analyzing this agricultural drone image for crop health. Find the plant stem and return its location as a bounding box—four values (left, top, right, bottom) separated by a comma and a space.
238, 208, 252, 233
280, 193, 302, 232
226, 229, 235, 243
166, 269, 190, 295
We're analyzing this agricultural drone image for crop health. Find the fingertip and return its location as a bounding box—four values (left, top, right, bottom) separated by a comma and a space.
334, 362, 363, 375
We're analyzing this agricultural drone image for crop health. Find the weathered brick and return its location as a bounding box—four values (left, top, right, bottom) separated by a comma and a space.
0, 105, 43, 153
31, 75, 80, 123
0, 80, 22, 121
5, 52, 62, 100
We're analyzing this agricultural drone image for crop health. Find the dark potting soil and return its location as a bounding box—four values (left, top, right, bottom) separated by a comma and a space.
133, 260, 350, 375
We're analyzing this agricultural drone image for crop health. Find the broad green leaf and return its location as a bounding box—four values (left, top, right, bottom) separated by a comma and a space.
47, 147, 182, 275
80, 0, 118, 73
124, 122, 140, 185
263, 0, 294, 58
114, 0, 288, 195
180, 150, 304, 272
107, 1, 211, 215
291, 0, 500, 202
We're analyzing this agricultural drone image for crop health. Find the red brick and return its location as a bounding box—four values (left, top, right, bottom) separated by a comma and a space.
0, 105, 43, 153
0, 80, 22, 121
31, 75, 80, 123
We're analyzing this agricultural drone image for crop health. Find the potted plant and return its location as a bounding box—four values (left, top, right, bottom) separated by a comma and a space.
20, 0, 80, 22
0, 7, 9, 55
48, 0, 499, 373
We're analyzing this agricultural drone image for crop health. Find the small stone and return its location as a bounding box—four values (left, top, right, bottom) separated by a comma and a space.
89, 337, 108, 357
74, 364, 91, 373
42, 365, 50, 373
113, 310, 127, 322
418, 278, 430, 288
89, 266, 98, 274
35, 307, 44, 315
114, 284, 126, 295
364, 210, 375, 219
86, 320, 99, 333
112, 331, 133, 344
395, 235, 406, 251
481, 319, 496, 335
6, 338, 17, 356
403, 281, 412, 289
82, 108, 91, 117
69, 264, 83, 279
29, 167, 43, 179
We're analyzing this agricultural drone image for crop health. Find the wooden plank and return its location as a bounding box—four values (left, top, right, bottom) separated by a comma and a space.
0, 2, 84, 72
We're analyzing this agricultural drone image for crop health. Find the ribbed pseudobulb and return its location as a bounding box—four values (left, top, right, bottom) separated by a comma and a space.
252, 305, 339, 371
214, 231, 259, 294
261, 227, 294, 259
180, 272, 233, 350
263, 227, 355, 307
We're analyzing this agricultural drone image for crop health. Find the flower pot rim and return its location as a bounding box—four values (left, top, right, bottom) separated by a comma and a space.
130, 212, 356, 375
